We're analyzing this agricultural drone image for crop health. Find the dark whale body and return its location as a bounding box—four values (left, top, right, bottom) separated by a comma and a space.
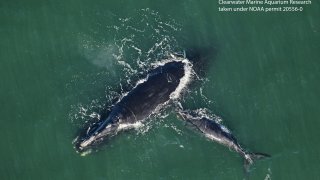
75, 60, 189, 152
177, 110, 270, 170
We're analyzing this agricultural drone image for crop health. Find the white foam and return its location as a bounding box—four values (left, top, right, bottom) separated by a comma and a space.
89, 112, 100, 119
115, 75, 149, 104
264, 168, 272, 180
136, 122, 152, 134
170, 59, 193, 99
170, 124, 183, 135
191, 108, 223, 124
80, 149, 92, 156
131, 45, 142, 55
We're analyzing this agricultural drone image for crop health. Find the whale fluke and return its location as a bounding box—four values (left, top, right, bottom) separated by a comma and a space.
244, 152, 271, 172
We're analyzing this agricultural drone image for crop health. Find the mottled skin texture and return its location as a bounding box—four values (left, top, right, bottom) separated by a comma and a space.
76, 60, 186, 151
178, 111, 247, 157
177, 110, 270, 167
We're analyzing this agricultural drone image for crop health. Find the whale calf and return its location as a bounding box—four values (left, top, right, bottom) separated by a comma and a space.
75, 58, 193, 152
177, 110, 270, 170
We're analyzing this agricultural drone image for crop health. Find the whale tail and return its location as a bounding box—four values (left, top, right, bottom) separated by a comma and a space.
243, 152, 270, 172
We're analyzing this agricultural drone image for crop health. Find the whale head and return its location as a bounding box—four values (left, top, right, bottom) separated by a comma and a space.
74, 119, 118, 153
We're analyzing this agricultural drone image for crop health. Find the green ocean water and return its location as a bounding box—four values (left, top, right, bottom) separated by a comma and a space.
1, 0, 320, 179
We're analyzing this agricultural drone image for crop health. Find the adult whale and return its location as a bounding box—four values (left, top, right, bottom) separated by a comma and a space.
177, 110, 270, 170
75, 58, 193, 152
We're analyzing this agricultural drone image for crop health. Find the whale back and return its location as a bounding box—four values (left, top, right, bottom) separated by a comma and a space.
118, 61, 186, 121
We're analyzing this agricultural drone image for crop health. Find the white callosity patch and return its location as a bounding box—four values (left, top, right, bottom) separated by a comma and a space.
205, 134, 224, 143
117, 121, 144, 131
79, 136, 96, 149
220, 125, 231, 134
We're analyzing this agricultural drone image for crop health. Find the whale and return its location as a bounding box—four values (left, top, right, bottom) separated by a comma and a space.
75, 58, 193, 152
177, 110, 270, 170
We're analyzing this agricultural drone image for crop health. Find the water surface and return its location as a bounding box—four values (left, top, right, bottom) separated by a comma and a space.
1, 0, 320, 179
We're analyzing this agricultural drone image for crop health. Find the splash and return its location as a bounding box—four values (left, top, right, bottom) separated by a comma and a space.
78, 8, 182, 74
264, 168, 272, 180
170, 59, 194, 99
